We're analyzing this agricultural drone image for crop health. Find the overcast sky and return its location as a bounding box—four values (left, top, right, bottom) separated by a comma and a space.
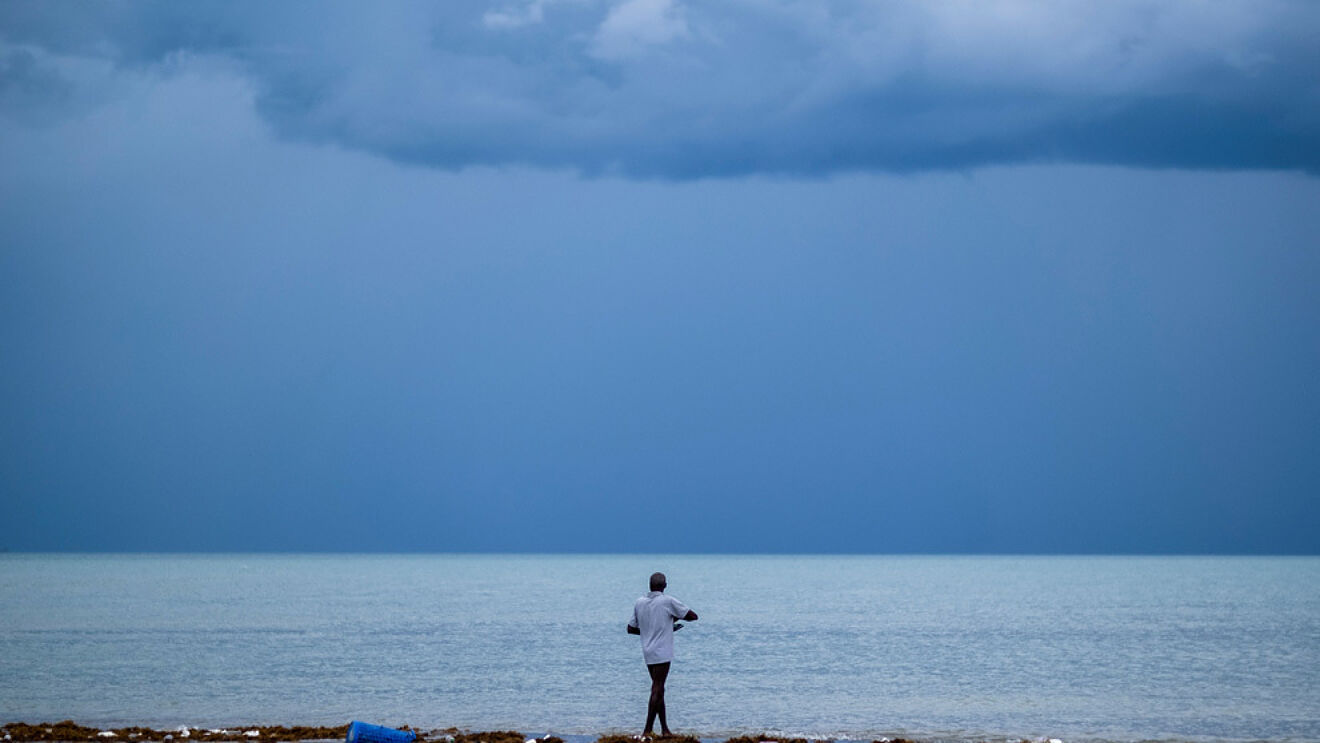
2, 1, 1318, 553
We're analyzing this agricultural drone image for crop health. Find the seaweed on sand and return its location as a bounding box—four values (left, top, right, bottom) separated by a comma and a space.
3, 721, 103, 741
595, 735, 700, 743
450, 732, 526, 743
724, 735, 814, 743
245, 726, 351, 741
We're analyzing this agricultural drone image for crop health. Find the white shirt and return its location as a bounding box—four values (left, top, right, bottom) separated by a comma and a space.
629, 591, 691, 665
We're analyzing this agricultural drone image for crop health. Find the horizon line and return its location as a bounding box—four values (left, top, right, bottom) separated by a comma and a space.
3, 550, 1317, 557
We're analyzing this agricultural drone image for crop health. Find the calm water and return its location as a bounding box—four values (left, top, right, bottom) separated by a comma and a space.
1, 555, 1318, 743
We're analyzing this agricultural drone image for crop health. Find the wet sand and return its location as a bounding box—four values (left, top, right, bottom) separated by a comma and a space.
0, 725, 898, 743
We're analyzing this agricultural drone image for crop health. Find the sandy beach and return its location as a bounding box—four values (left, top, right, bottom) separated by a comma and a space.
0, 724, 941, 743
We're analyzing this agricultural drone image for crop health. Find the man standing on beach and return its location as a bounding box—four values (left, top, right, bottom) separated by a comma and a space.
627, 572, 698, 737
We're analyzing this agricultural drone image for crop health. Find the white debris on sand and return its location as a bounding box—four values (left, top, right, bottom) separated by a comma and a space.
244, 731, 261, 738
98, 733, 117, 738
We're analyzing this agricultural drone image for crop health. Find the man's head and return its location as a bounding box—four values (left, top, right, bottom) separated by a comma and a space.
650, 572, 667, 592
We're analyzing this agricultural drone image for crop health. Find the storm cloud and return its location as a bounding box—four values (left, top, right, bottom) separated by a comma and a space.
3, 0, 1318, 177
3, 2, 1320, 554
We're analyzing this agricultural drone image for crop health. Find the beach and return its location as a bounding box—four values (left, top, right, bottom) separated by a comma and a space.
0, 725, 930, 743
0, 725, 1052, 743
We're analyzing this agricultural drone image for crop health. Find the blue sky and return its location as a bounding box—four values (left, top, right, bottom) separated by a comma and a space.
1, 1, 1318, 553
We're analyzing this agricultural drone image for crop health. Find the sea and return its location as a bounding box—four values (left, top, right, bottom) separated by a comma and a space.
1, 555, 1318, 743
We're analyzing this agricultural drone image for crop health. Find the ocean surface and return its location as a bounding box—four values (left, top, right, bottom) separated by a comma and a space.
1, 554, 1318, 743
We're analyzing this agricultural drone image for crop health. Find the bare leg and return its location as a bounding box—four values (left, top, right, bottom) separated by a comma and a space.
645, 661, 671, 735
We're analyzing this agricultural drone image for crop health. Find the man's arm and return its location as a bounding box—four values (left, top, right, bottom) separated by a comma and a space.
627, 601, 641, 634
670, 596, 698, 623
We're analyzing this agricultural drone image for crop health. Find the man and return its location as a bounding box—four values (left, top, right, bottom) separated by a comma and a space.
626, 572, 699, 737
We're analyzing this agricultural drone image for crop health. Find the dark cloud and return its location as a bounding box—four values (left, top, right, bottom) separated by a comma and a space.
2, 5, 1319, 553
2, 0, 1318, 176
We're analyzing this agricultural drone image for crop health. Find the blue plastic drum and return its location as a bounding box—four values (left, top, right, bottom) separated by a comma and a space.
346, 721, 417, 743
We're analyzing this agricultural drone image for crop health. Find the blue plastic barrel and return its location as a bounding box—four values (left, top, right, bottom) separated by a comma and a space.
346, 721, 417, 743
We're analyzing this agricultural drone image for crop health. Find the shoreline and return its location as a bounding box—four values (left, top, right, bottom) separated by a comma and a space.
7, 723, 1305, 743
7, 723, 1319, 743
0, 724, 1022, 743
